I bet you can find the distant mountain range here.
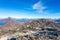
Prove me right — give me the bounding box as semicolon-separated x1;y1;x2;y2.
0;17;60;25
53;19;60;25
0;17;16;22
0;17;31;25
0;17;31;22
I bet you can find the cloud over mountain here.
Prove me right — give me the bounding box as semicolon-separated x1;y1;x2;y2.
33;0;46;13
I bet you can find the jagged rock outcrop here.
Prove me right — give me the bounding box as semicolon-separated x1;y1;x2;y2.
0;19;60;40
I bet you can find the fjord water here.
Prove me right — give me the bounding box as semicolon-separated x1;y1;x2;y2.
16;19;30;22
0;22;7;25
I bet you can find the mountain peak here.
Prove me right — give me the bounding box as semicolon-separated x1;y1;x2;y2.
0;17;16;22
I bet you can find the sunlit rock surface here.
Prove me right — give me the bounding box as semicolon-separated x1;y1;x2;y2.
0;19;60;40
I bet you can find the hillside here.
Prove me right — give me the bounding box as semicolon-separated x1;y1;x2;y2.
0;19;60;40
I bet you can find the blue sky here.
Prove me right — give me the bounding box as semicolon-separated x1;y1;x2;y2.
0;0;60;19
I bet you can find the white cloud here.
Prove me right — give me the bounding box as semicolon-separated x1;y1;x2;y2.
33;1;46;13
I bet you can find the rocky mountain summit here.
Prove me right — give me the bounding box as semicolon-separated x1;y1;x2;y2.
0;17;16;22
0;19;60;40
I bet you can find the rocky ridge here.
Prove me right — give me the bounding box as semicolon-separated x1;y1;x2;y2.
0;19;60;40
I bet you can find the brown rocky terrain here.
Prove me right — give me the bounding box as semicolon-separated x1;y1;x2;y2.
0;19;60;40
